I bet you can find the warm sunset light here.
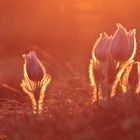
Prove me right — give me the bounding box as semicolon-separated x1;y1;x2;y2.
1;1;140;140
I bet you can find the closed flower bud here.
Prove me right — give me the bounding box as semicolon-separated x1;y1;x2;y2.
23;51;45;82
110;23;136;61
92;33;112;62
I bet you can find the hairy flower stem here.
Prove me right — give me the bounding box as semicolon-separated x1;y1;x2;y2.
89;59;97;102
111;60;133;97
33;82;40;114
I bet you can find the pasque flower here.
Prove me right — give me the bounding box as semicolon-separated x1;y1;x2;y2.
23;51;45;82
90;33;113;101
21;51;51;114
93;33;112;62
89;23;137;102
110;23;136;61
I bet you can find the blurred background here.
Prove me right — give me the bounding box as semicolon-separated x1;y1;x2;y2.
0;0;140;89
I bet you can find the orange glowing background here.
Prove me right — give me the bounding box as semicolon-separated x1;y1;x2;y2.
0;0;140;87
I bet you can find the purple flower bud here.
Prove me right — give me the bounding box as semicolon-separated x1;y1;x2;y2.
23;51;45;82
92;33;112;62
110;23;136;61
